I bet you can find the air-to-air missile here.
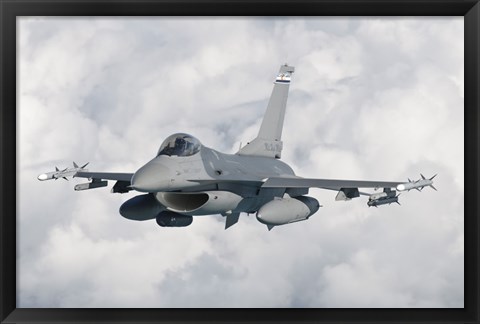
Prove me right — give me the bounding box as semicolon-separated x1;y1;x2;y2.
367;188;400;207
396;174;437;192
37;162;89;181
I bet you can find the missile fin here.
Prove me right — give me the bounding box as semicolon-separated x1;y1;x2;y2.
430;184;437;191
55;166;59;172
63;177;69;181
267;224;275;231
73;161;79;168
420;173;426;180
430;174;437;180
81;162;89;169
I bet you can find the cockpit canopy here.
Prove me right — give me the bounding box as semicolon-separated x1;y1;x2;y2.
157;133;202;157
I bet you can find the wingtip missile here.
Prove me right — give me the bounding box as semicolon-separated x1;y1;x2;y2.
37;162;90;181
396;174;437;192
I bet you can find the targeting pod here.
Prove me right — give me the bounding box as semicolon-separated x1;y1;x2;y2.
156;211;193;227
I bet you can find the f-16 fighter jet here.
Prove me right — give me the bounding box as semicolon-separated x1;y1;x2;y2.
38;64;436;230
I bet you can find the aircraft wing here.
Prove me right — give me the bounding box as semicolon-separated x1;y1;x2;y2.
73;171;134;193
37;161;135;193
262;176;402;190
75;171;134;182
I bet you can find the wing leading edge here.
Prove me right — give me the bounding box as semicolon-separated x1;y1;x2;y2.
75;171;134;182
262;177;402;190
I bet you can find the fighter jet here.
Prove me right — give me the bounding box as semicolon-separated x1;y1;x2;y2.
38;64;436;230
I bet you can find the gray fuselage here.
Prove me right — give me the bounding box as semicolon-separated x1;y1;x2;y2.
130;145;303;215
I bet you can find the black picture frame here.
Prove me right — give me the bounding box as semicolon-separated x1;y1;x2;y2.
1;1;478;323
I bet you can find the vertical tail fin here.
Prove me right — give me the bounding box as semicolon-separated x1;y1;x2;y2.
237;64;295;159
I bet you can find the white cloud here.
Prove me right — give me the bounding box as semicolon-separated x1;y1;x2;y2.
18;17;463;308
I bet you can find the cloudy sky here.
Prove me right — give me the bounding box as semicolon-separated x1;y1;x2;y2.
17;17;464;308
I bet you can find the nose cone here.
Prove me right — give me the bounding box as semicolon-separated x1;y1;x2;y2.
131;160;171;192
37;173;48;181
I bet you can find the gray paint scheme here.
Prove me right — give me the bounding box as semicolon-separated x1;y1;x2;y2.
39;64;434;230
76;171;134;182
237;65;294;159
262;177;402;190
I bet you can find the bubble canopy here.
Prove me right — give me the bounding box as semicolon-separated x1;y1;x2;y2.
157;133;202;157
